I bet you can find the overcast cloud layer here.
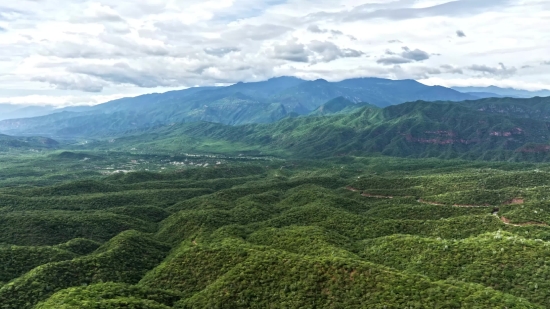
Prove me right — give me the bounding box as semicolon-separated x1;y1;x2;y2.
0;0;549;106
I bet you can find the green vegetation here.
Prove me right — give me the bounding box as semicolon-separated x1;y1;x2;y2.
309;96;378;116
0;152;550;308
4;95;550;307
0;244;76;283
0;134;58;152
35;283;181;309
78;97;550;162
0;230;170;309
362;232;550;306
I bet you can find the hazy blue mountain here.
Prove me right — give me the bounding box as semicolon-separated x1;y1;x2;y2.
333;78;477;106
221;76;306;98
272;78;476;112
0;104;21;114
0;104;57;121
464;92;509;99
453;86;550;98
0;77;476;138
59;105;96;113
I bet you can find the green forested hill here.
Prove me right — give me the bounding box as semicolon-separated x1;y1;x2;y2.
310;96;378;116
0;134;59;151
101;98;550;162
2;155;550;308
457;96;550;120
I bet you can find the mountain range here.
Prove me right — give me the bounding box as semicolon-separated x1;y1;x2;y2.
0;104;59;121
3;79;550;140
85;96;550;162
453;86;550;98
2;76;550;162
0;77;482;137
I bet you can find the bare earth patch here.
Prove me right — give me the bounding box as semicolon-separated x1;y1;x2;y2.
361;193;393;199
417;199;490;208
417;199;445;206
500;216;548;227
504;198;524;205
346;187;394;199
346;188;524;210
345;186;360;192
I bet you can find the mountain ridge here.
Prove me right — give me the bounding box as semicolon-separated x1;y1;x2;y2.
96;97;550;162
453;86;550;98
0;104;58;121
0;77;476;138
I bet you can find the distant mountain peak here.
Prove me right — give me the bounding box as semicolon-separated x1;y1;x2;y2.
267;76;304;81
313;78;329;83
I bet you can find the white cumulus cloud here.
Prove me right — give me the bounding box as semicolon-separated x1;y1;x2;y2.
0;0;548;106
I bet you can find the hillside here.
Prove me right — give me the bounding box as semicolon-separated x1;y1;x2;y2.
98;97;550;162
457;96;550;120
2;154;550;308
0;134;59;151
310;96;378;116
0;77;475;138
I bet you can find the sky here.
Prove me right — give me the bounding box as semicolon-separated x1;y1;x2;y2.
0;0;549;106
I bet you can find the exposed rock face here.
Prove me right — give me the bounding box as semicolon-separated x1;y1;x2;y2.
517;145;550;153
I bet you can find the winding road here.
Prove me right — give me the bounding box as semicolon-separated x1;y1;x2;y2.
346;187;547;227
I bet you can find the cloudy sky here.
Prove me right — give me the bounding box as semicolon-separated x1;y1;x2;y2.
0;0;549;106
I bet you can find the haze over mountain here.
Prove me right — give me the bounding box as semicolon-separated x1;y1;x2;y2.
0;104;59;121
0;77;477;138
453;86;550;98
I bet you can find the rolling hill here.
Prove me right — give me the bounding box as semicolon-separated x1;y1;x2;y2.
0;134;59;151
2;155;550;308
